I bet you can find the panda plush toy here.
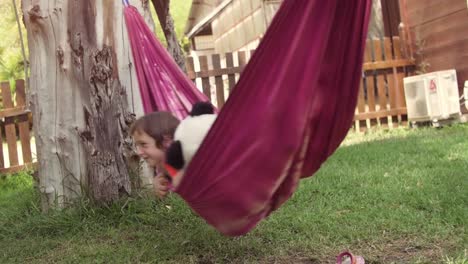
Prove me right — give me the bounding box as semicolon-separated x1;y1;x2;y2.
164;102;216;179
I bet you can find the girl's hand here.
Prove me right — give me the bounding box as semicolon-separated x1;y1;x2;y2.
153;173;170;198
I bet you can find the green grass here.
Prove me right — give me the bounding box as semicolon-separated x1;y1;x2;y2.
1;125;467;263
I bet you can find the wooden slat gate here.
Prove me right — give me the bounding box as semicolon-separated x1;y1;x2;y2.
0;80;36;174
355;37;414;131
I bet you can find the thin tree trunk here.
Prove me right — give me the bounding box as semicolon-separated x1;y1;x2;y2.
21;0;153;209
151;0;186;72
368;0;384;39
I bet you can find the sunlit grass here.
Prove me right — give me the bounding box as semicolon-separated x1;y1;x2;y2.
1;124;466;263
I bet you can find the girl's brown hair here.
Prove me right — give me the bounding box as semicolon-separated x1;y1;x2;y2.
130;112;180;147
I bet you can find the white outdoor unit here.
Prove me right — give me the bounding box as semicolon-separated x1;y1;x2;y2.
403;69;461;125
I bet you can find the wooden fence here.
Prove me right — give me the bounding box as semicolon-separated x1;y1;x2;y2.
186;51;249;109
186;37;415;131
0;80;35;174
0;37;414;174
355;36;414;131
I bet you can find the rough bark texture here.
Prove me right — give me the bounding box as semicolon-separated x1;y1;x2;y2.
21;0;154;209
368;0;384;39
151;0;186;72
82;46;136;203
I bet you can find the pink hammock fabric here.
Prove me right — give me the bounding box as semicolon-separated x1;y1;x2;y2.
175;0;372;236
125;0;371;236
124;5;211;119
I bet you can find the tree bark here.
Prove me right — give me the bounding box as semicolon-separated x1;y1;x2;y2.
368;0;384;39
21;0;154;208
151;0;186;72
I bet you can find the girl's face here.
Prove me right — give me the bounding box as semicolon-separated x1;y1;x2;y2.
133;131;171;169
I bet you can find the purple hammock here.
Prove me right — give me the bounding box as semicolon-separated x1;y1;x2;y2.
125;0;372;236
123;1;211;119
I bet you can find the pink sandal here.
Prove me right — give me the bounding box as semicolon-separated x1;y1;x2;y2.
336;251;365;264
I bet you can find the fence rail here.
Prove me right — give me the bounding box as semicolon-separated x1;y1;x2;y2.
185;37;415;131
0;80;36;174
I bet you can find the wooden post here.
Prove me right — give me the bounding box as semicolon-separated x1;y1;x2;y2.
374;39;389;127
185;57;196;82
1;82;19;166
225;53;237;93
199;56;211;99
15;80;33;164
212;54;225;108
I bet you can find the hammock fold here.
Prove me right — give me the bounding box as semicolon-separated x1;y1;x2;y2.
175;0;372;236
124;5;211;119
125;0;372;236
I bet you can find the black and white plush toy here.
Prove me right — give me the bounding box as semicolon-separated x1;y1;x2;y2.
165;102;216;175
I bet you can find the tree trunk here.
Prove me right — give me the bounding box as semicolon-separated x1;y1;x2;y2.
151;0;186;72
368;0;384;39
21;0;154;209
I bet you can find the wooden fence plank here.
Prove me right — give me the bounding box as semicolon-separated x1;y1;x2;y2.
361;39;373;129
356;78;366;131
16;80;32;163
225;52;237;93
249;49;256;59
212;54;225;108
374;39;390;127
394;36;408;122
364;39;373;62
384;39;398;127
387;69;397;110
376;73;388;125
384;38;394;61
199;56;211;99
367;76;377;110
185;57;195;81
238;51;247;67
397;71;407;108
366;74;377;125
387;38;399;111
362;59;414;71
1;82;19;166
15;80;26;107
237;51;247;82
1;82;14;108
392;36;402;59
373;39;384;61
17;114;32;163
357;78;366;113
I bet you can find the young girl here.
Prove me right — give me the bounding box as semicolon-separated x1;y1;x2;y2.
130;111;179;198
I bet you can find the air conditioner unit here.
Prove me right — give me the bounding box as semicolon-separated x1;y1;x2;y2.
403;69;461;125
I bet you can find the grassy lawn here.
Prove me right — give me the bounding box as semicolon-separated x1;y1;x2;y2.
0;125;467;263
